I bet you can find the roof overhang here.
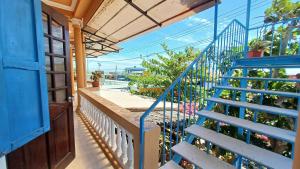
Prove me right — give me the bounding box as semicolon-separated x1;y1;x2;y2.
42;0;217;57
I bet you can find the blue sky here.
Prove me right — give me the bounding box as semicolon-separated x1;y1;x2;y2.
87;0;298;75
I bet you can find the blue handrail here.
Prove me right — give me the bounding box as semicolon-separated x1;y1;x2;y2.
139;19;247;169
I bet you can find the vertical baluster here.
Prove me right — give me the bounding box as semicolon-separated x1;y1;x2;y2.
99;111;103;132
214;40;220;86
182;76;187;139
116;125;122;157
270;24;275;57
95;110;99;130
203;53;207;106
207;50;212;92
98;112;102;134
105;116;110;142
169;89;174;159
111;120;117;151
217;35;223;85
121;128;128;163
198;57;203;108
279;21;285;55
211;44;216;89
107;118;112;146
126;134;134;169
194;63;199;120
102;114;106;138
188;68;193;126
162;98;167;165
176;81;181;144
91;106;95;126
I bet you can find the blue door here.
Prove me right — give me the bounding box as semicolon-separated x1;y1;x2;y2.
0;0;50;155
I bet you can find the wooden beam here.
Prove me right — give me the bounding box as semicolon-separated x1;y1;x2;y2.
73;0;104;26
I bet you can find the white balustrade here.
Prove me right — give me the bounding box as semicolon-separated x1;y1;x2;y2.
80;95;135;169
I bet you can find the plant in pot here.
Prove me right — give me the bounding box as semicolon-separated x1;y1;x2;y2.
248;39;270;58
90;71;101;87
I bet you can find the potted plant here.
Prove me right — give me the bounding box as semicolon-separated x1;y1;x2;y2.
90;71;101;87
248;39;270;58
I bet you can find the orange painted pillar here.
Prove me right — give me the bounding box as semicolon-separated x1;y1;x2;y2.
293;112;300;169
82;36;87;87
69;47;75;95
72;19;85;89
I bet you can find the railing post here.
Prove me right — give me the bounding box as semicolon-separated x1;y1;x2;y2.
293;111;300;169
140;125;160;169
213;0;218;41
243;0;251;57
238;0;251;136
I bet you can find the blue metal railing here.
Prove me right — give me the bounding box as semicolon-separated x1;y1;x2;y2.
139;20;246;168
248;17;300;57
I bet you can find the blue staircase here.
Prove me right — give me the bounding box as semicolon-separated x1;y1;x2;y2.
139;18;300;169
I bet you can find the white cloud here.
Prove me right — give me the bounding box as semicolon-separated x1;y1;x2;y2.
186;16;212;27
165;35;197;43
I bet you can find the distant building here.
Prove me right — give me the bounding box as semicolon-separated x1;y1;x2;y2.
288;73;300;79
125;67;145;76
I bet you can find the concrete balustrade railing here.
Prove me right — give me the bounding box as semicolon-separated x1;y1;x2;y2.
77;88;160;169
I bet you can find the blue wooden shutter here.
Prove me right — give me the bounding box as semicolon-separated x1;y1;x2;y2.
0;0;50;155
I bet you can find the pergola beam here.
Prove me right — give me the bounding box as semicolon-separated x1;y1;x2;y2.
124;0;161;26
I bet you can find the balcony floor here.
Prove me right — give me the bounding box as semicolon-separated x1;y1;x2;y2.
66;114;114;169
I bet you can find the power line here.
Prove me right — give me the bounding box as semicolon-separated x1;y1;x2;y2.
96;37;212;63
94;0;271;63
102;0;270;57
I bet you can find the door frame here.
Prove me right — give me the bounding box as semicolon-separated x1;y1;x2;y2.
42;4;75;169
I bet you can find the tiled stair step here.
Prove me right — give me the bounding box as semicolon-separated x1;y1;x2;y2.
197;110;296;143
159;161;183;169
232;65;300;69
172;141;235;169
214;86;300;98
221;76;300;83
206;97;298;118
186;125;293;169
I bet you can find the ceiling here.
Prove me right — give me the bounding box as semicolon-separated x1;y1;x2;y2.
43;0;216;57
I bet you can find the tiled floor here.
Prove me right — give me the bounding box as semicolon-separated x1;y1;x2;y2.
66;114;114;169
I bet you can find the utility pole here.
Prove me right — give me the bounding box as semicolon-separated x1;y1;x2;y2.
115;65;118;80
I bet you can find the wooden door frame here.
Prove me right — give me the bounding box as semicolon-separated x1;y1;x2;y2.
43;4;75;169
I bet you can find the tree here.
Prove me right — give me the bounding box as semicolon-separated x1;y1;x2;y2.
263;0;300;77
264;0;300;23
129;44;200;97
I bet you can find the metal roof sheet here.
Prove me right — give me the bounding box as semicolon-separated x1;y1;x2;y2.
83;0;216;57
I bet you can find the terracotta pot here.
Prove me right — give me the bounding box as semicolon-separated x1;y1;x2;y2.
92;81;100;87
248;50;263;58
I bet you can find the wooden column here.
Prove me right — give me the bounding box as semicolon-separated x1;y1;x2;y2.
293;112;300;169
69;47;75;96
72;18;85;89
82;36;87;87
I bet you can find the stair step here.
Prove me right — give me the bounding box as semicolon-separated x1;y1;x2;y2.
232;65;300;69
197;110;296;143
159;161;183;169
221;76;300;83
172;141;235;169
206;97;298;118
186;125;293;169
215;86;300;98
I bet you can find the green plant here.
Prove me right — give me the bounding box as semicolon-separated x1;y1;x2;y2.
90;71;101;82
249;39;271;51
129;44;201;99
